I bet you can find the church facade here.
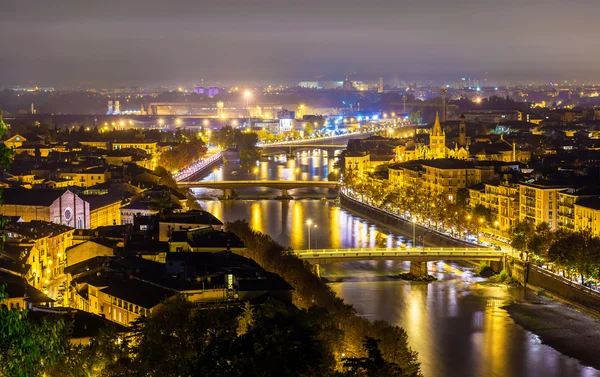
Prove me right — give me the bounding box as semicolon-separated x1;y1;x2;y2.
395;113;469;162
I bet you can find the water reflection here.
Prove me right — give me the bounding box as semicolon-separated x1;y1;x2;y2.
198;153;600;377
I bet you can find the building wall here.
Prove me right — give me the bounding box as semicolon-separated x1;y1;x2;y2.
574;204;600;237
66;242;114;267
159;222;223;242
90;202;122;229
57;171;107;188
0;205;51;222
50;191;91;229
519;185;565;230
345;154;370;177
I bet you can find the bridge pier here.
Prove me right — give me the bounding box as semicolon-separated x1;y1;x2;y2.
409;262;429;278
222;189;236;200
280;188;293;199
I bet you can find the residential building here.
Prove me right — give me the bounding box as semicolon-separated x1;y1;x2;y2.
389;159;497;201
5;220;74;287
469;181;519;237
519;181;568;230
345;153;370;177
573;198;600;237
57;166;109;188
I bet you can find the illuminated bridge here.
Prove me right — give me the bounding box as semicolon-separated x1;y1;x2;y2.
179;180;338;198
293;247;504;277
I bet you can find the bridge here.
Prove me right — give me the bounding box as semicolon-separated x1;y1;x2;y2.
259;132;373;156
179;180;338;198
293;247;504;277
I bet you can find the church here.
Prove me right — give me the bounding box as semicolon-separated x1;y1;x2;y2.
395;113;469;162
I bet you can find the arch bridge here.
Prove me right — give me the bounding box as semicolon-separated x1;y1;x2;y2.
179;180;338;198
293;247;504;278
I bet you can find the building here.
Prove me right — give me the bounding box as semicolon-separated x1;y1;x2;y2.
5;220;75;287
462;110;522;124
389;159;497;201
80;194;122;228
112;141;159;159
469;181;519;237
1;188;91;229
158;210;224;241
574;198;600;237
57;166;109;188
557;188;600;231
519;181;568;230
3;134;28;149
65;238;118;267
396;113;469;162
345;153;371;177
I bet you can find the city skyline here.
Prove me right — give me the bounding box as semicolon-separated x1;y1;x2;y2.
1;0;599;87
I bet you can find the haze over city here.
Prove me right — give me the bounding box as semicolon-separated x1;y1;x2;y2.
1;0;599;87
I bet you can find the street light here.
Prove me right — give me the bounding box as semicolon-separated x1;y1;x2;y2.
253;167;259;180
412;217;417;247
295;168;300;180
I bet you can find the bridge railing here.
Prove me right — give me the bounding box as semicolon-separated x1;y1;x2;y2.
257;131;370;147
293;247;501;259
174;151;223;182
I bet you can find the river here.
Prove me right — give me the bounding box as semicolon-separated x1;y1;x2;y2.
192;153;600;377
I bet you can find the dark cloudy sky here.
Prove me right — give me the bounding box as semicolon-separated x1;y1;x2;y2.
0;0;597;87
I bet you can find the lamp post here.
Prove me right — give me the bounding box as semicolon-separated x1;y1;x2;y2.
412;217;417;247
307;219;313;249
253;167;259;181
295;168;300;181
313;224;318;249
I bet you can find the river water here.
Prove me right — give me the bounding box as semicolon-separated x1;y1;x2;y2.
193;153;600;377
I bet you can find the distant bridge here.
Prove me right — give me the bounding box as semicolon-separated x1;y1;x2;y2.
293;247;503;277
259;132;374;155
179;180;338;198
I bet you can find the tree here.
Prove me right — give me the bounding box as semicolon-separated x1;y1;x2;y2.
528;222;554;263
343;337;414;377
0;288;69;377
456;188;469;208
510;219;535;259
236;302;254;336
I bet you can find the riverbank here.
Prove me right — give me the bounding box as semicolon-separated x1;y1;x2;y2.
504;289;600;370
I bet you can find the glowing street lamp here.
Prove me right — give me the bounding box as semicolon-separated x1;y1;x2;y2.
253;167;259;180
412;217;417;247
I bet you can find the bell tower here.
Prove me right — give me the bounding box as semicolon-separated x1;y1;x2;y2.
430;112;446;159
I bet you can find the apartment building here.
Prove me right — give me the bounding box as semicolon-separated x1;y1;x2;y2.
519;181;569;230
469;181;519;237
389;159;497;201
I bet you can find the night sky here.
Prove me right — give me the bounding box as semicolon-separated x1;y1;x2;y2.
1;0;597;86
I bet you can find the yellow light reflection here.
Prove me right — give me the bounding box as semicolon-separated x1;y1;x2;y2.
329;205;341;249
291;201;305;248
250;202;264;234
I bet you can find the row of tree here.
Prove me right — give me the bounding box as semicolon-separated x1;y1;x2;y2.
210;126;260;161
157;137;207;173
342;171;489;238
510;220;600;285
226;220;422;376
